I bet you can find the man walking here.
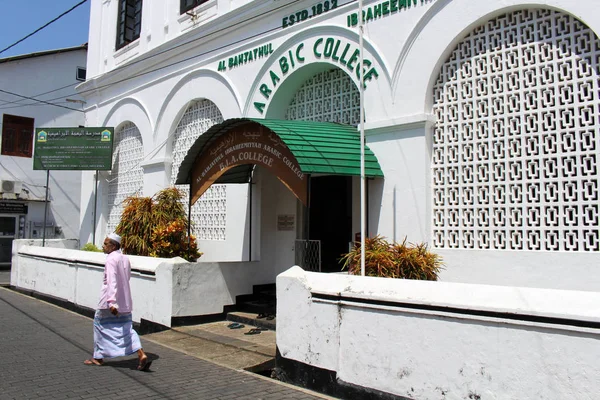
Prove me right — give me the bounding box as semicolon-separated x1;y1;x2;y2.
84;233;151;371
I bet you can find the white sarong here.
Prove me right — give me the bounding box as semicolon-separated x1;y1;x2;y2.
93;309;142;359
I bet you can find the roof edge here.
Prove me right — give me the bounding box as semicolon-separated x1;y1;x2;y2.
0;43;88;64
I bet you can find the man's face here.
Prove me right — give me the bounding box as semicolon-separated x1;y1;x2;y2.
102;238;115;254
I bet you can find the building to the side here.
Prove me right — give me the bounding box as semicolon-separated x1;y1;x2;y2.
79;0;600;291
0;45;88;266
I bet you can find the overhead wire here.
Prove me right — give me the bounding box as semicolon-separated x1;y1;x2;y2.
3;0;358;185
0;82;77;108
2;0;357;109
0;0;89;109
0;0;89;56
0;0;301;108
0;89;83;112
0;101;74;111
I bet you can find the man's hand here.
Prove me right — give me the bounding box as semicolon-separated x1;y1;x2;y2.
109;306;118;316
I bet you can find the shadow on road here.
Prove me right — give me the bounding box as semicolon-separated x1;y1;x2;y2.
101;352;160;371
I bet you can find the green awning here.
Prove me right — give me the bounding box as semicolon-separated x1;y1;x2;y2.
175;118;384;185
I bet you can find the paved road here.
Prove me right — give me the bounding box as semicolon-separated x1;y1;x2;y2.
0;288;327;400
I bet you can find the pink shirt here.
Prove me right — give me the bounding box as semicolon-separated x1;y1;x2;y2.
97;250;133;313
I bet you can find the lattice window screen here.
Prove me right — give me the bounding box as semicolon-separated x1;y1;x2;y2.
432;9;600;252
170;99;225;241
285;68;360;125
107;122;144;233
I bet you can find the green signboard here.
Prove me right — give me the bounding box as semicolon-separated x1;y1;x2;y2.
33;127;114;170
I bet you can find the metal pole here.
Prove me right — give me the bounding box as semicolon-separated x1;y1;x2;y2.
248;177;253;262
303;175;312;269
92;170;98;245
358;0;366;276
42;170;50;247
188;186;192;260
306;176;311;239
366;178;370;237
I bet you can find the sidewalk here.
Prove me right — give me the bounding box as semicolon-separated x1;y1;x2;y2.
147;317;276;372
0;270;10;286
0;287;334;400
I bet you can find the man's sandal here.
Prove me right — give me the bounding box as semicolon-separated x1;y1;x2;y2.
137;357;152;371
83;359;103;366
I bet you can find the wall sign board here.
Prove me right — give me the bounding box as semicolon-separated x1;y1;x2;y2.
277;214;295;231
33;127;114;170
0;202;28;214
190;122;307;205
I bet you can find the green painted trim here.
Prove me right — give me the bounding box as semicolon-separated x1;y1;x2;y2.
175;118;384;185
249;118;384;177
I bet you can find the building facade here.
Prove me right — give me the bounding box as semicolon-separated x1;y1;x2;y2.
79;0;600;290
0;45;87;265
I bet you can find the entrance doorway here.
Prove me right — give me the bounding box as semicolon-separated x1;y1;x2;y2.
0;216;17;266
309;176;352;273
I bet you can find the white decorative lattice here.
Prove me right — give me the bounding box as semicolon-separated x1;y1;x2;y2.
286;68;360;124
432;9;600;252
170;99;225;241
107;122;144;233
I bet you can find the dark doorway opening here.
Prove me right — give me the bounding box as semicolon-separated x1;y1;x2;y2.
0;216;16;267
309;176;352;273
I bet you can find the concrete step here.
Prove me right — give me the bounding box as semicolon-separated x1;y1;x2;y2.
236;299;276;315
227;311;276;331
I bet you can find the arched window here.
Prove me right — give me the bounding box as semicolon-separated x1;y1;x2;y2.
432;9;600;252
107;122;144;233
170;99;226;241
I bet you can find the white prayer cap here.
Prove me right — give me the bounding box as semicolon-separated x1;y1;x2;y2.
107;233;121;244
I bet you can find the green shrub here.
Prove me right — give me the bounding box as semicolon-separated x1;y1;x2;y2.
341;235;443;280
81;242;102;252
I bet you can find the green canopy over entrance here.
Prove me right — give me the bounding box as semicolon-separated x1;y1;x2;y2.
175;118;384;189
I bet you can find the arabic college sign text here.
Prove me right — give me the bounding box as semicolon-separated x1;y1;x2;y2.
191;122;307;205
33;127;114;170
252;36;380;114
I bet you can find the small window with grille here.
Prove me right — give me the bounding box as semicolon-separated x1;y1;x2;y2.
116;0;142;50
181;0;209;14
1;114;34;158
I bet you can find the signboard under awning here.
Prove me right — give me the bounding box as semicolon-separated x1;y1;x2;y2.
33;127;114;170
190;123;307;205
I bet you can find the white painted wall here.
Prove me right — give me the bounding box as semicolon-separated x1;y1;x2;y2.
12;244;175;326
79;0;600;287
0;48;87;241
277;267;600;400
11;241;291;326
196;184;251;262
259;168;298;278
171;261;261;317
437;249;600;292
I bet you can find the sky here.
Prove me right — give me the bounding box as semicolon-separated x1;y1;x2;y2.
0;0;91;59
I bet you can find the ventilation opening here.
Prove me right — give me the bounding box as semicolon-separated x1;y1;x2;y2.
76;67;86;81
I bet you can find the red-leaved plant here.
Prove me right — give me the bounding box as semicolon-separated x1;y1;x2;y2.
116;187;202;261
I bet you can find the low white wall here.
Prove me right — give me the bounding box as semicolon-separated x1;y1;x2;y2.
13;239;80;249
11;241;278;327
277;267;600;400
10;239;79;285
171;261;265;317
12;244;176;326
